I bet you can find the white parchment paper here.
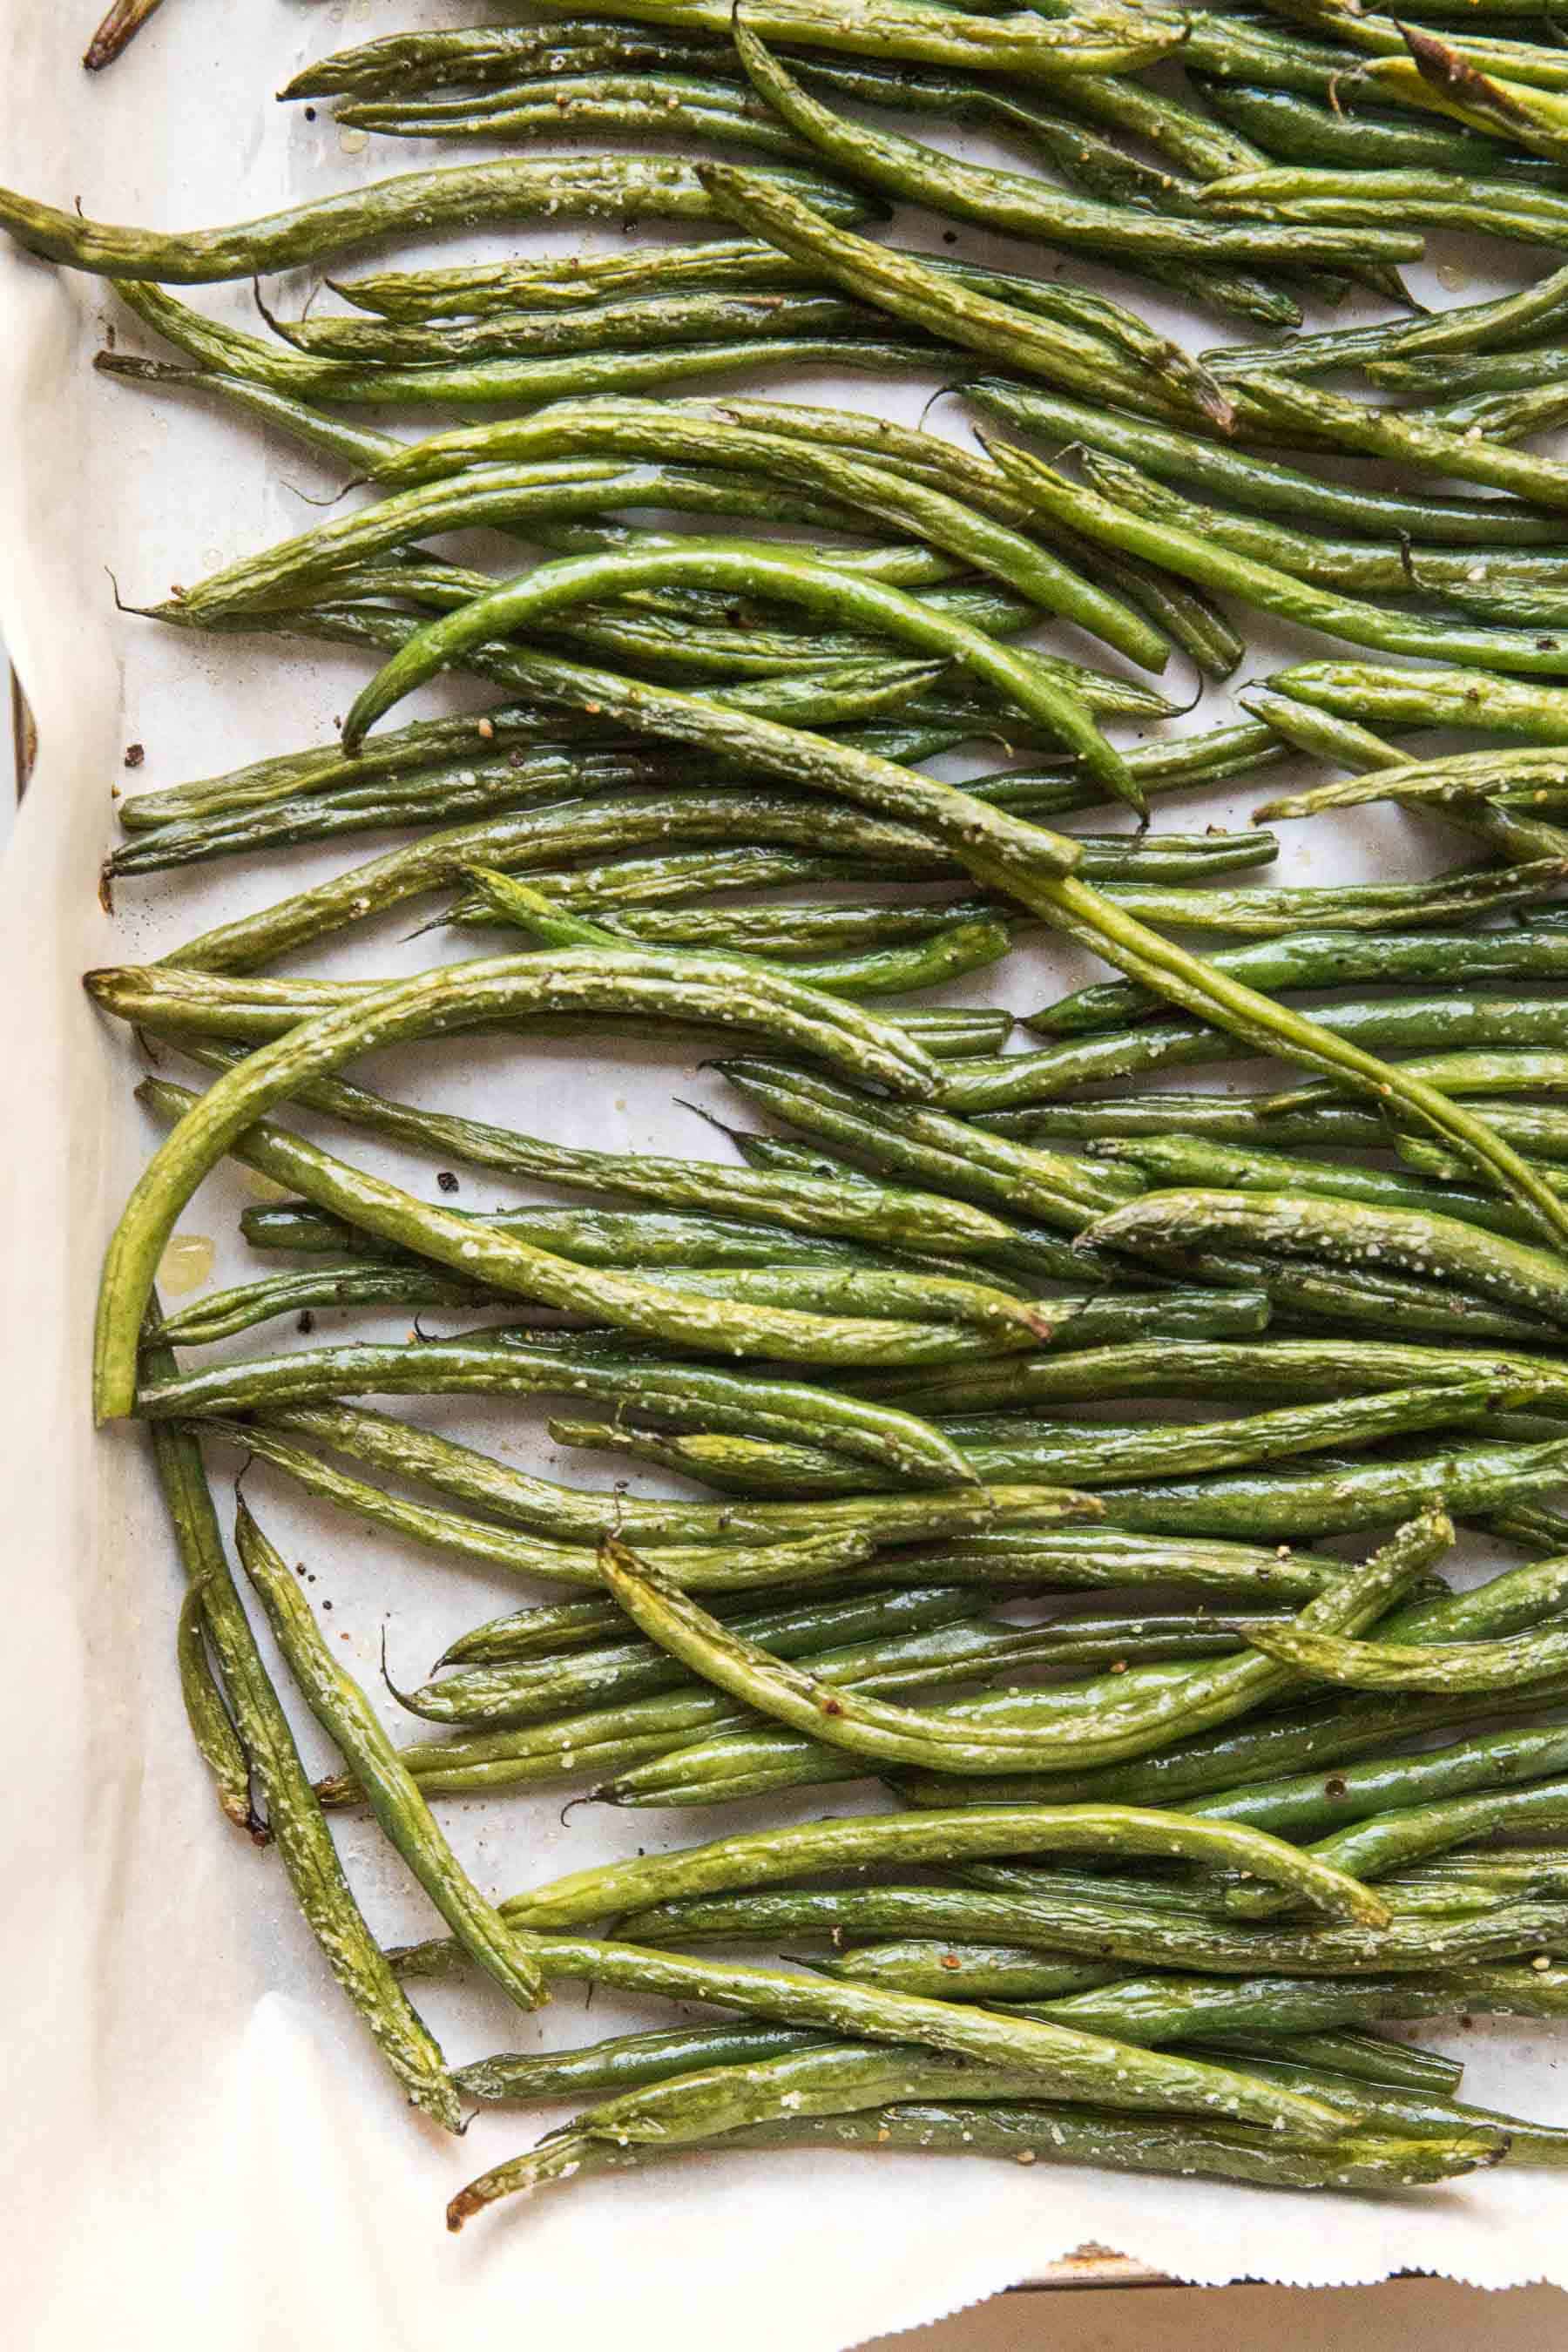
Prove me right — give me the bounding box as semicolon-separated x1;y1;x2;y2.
3;6;1568;2344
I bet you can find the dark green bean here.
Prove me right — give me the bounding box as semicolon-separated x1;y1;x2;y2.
283;24;738;104
700;115;1234;429
568;1374;1539;1496
251;1400;1089;1555
1032;927;1568;1038
455;2024;828;2105
969;378;1568;547
716;1059;1132;1232
173;1583;253;1838
686;30;1424;267
1085;1138;1563;1247
235;1501;546;2010
1085;1186;1568;1334
856;1335;1555;1416
450;2101;1502;2214
1084;452;1568;613
796;1889;1565;1979
337;543;1139;802
333;76;821;164
0;157;877;282
593;1517;1440;1775
939;994;1568;1112
983;430;1568;677
142;1325;462;2126
163;1039;1040;1268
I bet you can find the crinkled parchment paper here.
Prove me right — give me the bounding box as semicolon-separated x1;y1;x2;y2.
3;7;1566;2345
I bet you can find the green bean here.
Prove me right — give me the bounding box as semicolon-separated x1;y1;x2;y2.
233;1500;546;2011
1095;1435;1568;1542
251;1400;1085;1558
282;24;739;103
861;1335;1555;1420
857;1291;1277;1390
1256;744;1568;824
1086;1186;1568;1335
166;1041;1040;1269
107;943;936;1094
436;1581;977;1680
1032;927;1568;1038
1365;30;1568;164
700;132;1233;429
716;1060;1132;1232
331;242;817;318
111;754;693;873
1005;1092;1555;1153
0;158;877;283
969;378;1568;547
142;1326;462;2126
444;1593;748;1668
1085;1138;1562;1247
803;1888;1565;1978
940;993;1568;1112
1212;2054;1568;2166
1234;1769;1568;1919
1096;862;1568;938
575;1374;1541;1497
984;429;1568;678
455;2025;831;2105
119;704;586;833
520;2038;1355;2173
1193;75;1537;176
173;1583;254;1838
235;1197;928;1274
338;545;1138;804
907;1680;1568;1828
458;2101;1502;2213
123;283;936;407
154;1261;507;1344
592;1517;1440;1775
494;1785;1389;1930
189;1416;908;1596
334;77;822;163
272;284;881;363
91;985;1046;1428
145;1316;1042;1496
461;868;1019;1000
168;468;872;625
1085;454;1568;616
1244;1612;1568;1694
406;1586;989;1726
1242;356;1568;511
678;30;1424;267
1203;2033;1463;2095
104;936;940;1110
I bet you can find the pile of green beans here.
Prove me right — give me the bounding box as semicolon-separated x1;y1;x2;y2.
45;0;1568;2242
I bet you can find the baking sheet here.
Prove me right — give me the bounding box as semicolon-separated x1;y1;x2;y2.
3;5;1567;2344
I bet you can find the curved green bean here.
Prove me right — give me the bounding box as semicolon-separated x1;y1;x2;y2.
0;157;876;282
338;543;1137;802
143;1327;461;2126
1085;1186;1568;1335
235;1501;545;2011
591;1517;1441;1774
969;378;1568;548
